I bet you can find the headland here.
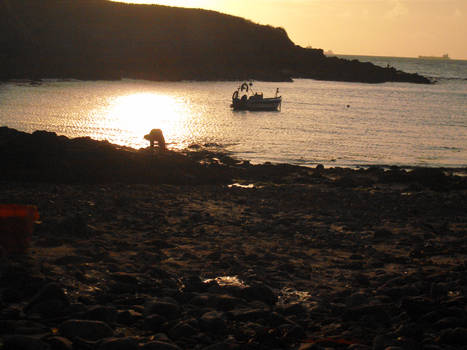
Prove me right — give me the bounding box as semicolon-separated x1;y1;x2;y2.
0;0;430;84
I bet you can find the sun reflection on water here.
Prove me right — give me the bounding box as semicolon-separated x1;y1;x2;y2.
99;92;191;148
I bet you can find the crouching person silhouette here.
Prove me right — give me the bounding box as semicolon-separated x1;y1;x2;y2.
144;129;166;151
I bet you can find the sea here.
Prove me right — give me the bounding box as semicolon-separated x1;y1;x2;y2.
1;55;466;168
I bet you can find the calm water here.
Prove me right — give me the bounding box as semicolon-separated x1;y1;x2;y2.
1;56;466;168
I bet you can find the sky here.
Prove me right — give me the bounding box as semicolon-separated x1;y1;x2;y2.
111;0;467;60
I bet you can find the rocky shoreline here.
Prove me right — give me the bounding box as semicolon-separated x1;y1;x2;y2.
1;129;466;349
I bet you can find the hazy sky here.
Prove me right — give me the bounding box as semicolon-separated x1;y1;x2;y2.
112;0;467;59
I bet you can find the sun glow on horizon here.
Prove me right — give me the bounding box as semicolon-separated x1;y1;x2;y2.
109;0;210;8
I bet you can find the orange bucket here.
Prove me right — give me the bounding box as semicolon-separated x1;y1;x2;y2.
0;204;39;254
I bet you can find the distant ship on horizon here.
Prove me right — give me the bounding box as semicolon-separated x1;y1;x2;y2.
418;54;450;60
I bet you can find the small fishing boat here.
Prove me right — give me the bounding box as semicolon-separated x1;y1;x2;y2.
231;82;282;111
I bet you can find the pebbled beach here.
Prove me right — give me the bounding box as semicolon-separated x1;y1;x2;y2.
1;128;466;350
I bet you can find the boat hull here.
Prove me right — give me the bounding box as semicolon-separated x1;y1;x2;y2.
231;97;282;111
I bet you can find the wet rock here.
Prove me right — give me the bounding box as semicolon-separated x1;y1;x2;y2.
238;283;277;305
142;340;183;350
278;302;308;317
343;305;390;325
189;293;245;311
346;292;370;307
432;317;464;330
81;305;117;323
116;309;143;325
98;337;139;350
439;327;467;346
144;300;181;320
168;320;199;339
44;336;73;350
399;297;435;320
372;334;399;350
59;319;114;341
199;310;227;334
280;323;305;342
24;282;70;318
3;335;49;350
144;314;167;332
230;308;271;322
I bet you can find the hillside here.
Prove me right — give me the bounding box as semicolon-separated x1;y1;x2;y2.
0;0;430;83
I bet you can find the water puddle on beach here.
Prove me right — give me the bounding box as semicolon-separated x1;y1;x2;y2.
203;275;248;288
228;183;257;189
278;287;312;305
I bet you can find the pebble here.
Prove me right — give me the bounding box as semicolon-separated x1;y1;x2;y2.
58;319;114;341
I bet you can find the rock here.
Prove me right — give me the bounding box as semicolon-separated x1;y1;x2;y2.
3;335;49;350
142;340;182;350
189;293;245;311
432;317;463;330
439;327;467;346
343;305;390;325
399;297;435;320
116;309;143;325
144;300;181;320
44;336;73;350
346;292;370;307
144;314;167;332
98;337;139;350
24;282;69;316
230;308;271;322
168;320;199;340
24;298;69;318
59;319;114;341
278;302;308;317
372;335;399;350
199;311;227;334
238;283;277;305
81;305;117;323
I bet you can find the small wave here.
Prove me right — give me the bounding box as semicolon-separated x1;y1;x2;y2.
429;76;467;82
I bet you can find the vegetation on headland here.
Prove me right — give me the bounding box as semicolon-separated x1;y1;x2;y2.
0;0;430;84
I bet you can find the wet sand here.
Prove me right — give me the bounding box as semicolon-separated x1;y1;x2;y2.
1;129;466;349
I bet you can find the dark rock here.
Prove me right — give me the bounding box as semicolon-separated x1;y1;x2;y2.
278;302;308;316
343;305;390;325
144;314;167;332
81;305;117;323
24;282;70;318
439;327;467;346
25;299;70;319
58;319;114;341
238;283;277;305
189;293;246;311
372;334;399;350
142;340;183;350
24;282;68;310
3;335;49;350
144;300;181;320
199;311;227;334
230;308;271;322
280;324;305;342
399;297;436;320
44;336;73;350
116;309;143;325
432;317;464;330
98;337;139;350
168;321;199;339
346;292;370;307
